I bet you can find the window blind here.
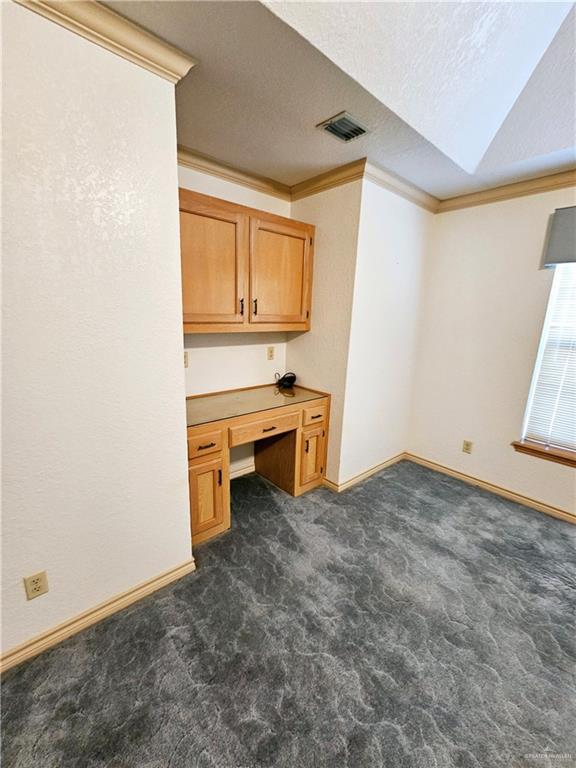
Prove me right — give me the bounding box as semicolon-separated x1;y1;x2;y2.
543;206;576;267
522;264;576;451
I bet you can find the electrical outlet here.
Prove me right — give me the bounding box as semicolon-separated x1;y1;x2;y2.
267;346;275;361
24;571;49;600
462;440;473;454
184;351;189;368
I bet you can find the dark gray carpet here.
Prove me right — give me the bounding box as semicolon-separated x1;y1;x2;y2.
2;461;575;768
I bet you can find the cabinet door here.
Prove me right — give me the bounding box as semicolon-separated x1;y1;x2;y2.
250;217;312;324
300;426;325;485
180;193;248;324
189;457;224;539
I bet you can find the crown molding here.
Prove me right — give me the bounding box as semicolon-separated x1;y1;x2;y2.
176;146;576;212
177;146;291;201
364;162;440;213
13;0;197;84
437;169;576;213
290;159;367;201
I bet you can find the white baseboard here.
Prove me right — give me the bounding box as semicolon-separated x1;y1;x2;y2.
323;453;405;492
0;559;196;674
324;450;574;524
4;451;572;673
403;453;575;524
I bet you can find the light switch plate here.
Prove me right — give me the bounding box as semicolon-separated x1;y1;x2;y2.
462;440;473;454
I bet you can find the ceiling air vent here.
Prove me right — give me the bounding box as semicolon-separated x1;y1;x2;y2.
317;111;368;143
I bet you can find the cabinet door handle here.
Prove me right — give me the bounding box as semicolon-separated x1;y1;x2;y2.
240;298;244;316
262;426;276;433
305;439;309;453
198;442;216;450
311;414;322;420
218;469;222;486
253;298;258;316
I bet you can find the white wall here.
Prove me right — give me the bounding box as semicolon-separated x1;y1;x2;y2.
287;182;364;482
410;188;576;513
178;166;290;217
184;334;287;396
339;179;433;482
179;165;292;476
2;4;191;652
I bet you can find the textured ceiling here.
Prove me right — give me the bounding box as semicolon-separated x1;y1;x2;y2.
264;2;573;173
106;1;576;199
479;8;576;173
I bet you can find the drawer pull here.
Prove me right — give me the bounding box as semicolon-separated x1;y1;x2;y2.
311;414;322;420
240;298;244;316
198;442;216;450
262;426;276;433
253;298;258;316
305;439;310;453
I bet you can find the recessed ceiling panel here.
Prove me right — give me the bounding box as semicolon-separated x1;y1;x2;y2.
264;1;573;172
479;7;576;172
106;1;575;198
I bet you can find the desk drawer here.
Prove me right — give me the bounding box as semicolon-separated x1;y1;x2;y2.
229;412;300;447
188;430;222;460
303;403;327;426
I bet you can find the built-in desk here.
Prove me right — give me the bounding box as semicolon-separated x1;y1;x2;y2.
186;384;331;544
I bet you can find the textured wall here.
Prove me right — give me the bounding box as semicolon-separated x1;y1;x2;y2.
339;179;432;482
184;334;287;398
287;182;363;483
410;188;576;513
2;4;191;652
178;166;290;217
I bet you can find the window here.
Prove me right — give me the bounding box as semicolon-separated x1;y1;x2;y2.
513;264;576;466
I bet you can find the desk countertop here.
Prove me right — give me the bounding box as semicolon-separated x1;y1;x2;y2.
186;384;325;428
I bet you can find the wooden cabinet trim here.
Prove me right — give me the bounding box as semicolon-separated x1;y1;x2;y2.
179;188;314;232
303;404;327;426
299;425;325;485
187;396;330;437
186;383;329;402
179;194;249;326
249;216;312;325
187;430;223;460
188;456;224;536
229;412;301;448
184;321;309;333
179;189;314;333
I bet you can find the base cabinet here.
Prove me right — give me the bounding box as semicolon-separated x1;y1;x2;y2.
300;426;325;486
187;387;330;545
189;456;227;545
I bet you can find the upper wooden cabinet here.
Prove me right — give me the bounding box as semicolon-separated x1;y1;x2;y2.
179;189;314;333
250;218;312;325
180;197;248;325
